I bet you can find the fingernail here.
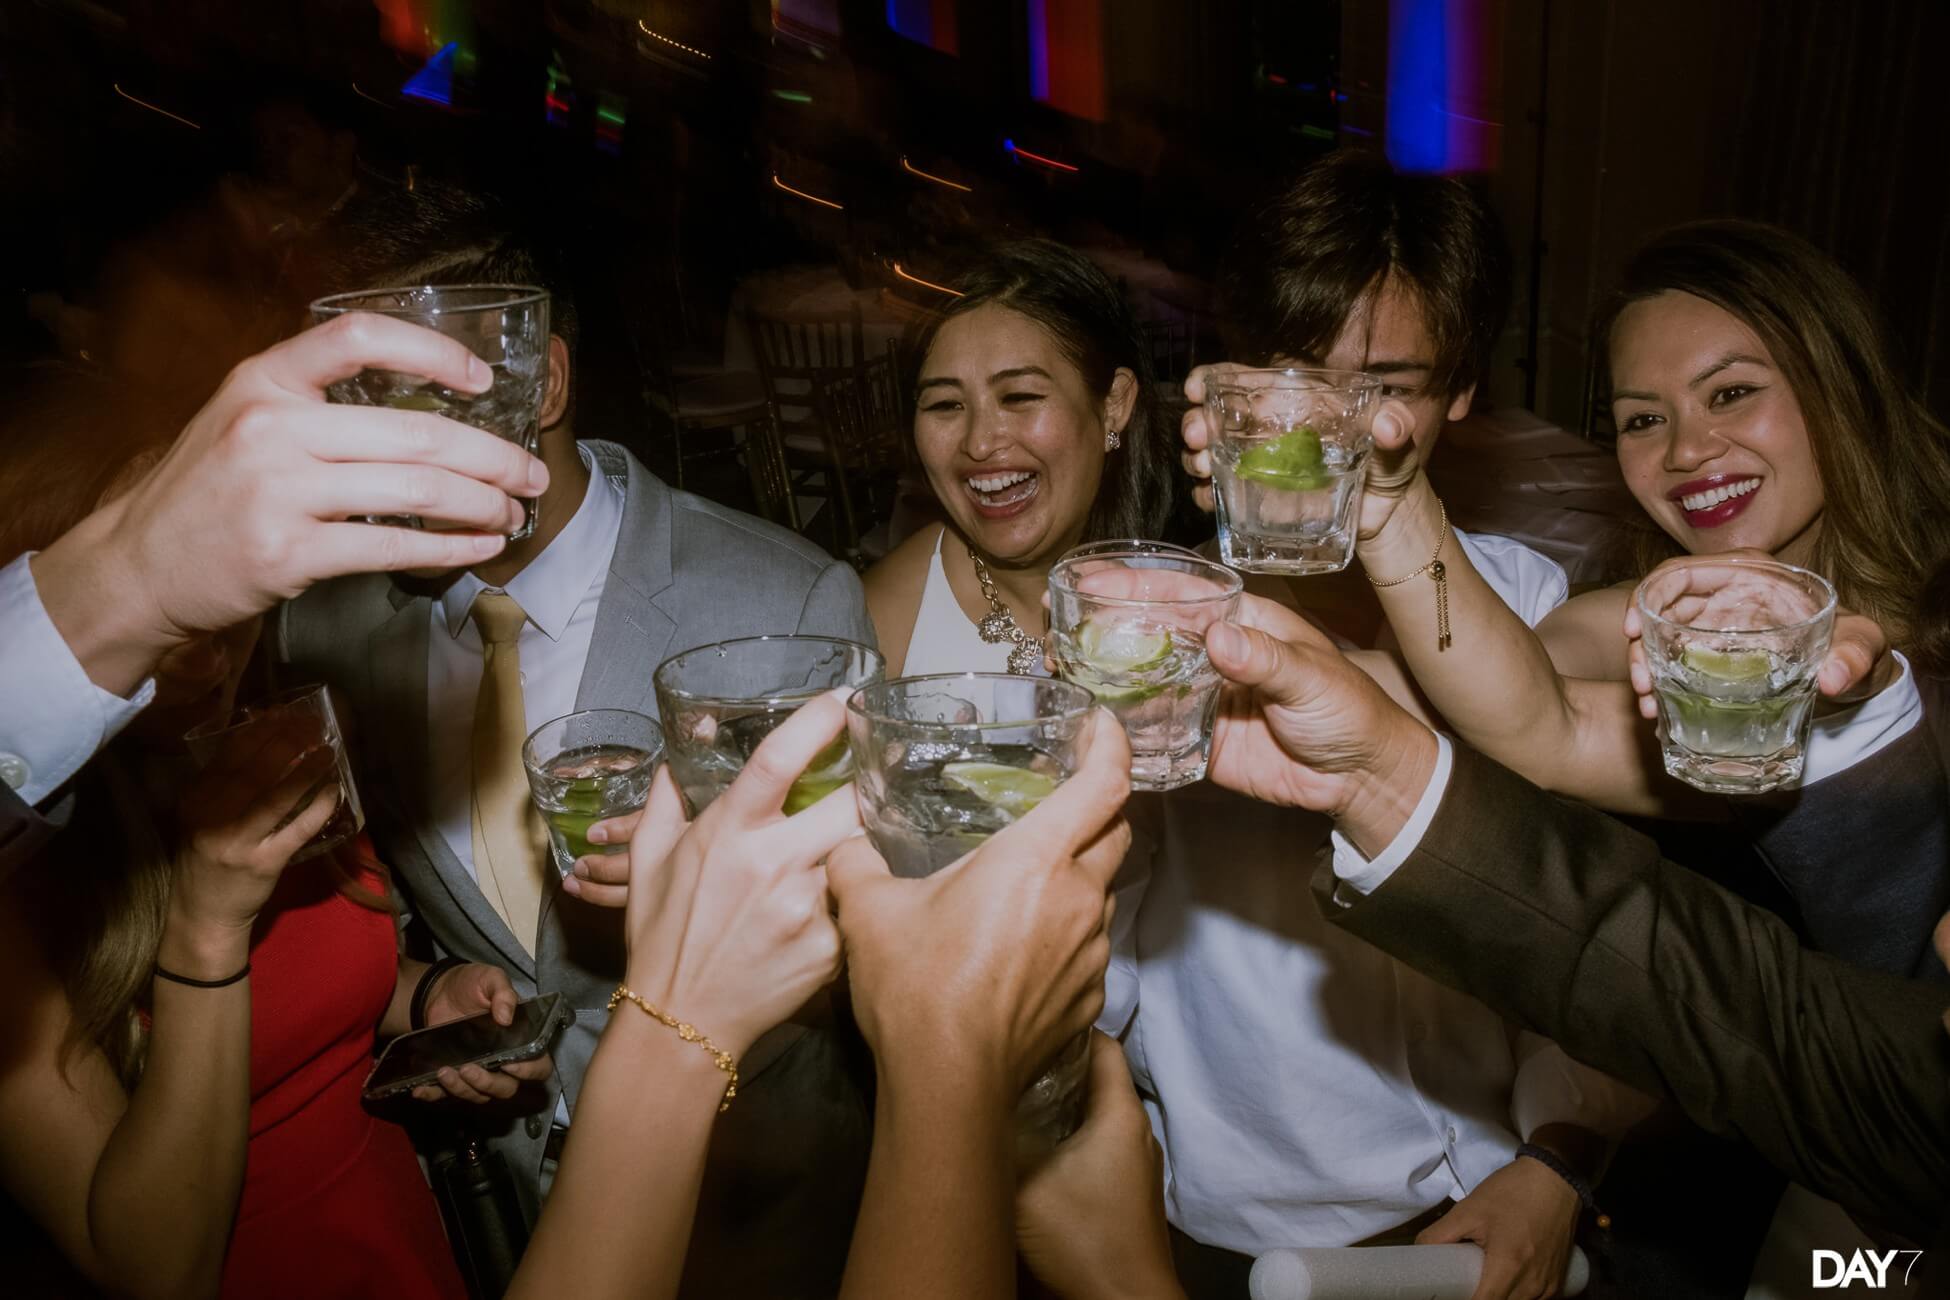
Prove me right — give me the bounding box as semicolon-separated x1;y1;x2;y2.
528;458;550;493
573;860;591;879
586;824;607;845
561;873;580;894
469;355;492;388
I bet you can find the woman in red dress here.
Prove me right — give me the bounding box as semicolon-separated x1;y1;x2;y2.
0;443;543;1297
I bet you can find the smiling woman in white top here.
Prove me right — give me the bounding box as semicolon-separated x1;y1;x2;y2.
864;239;1178;677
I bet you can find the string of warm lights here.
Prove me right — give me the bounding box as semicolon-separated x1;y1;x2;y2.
636;21;711;61
772;173;844;211
892;263;962;296
112;83;201;130
900;155;973;193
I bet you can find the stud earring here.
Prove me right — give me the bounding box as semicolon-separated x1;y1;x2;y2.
1105;426;1123;451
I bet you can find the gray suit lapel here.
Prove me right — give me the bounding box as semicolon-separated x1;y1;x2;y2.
572;441;679;720
369;589;536;978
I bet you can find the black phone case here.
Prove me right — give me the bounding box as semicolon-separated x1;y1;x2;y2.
361;992;572;1102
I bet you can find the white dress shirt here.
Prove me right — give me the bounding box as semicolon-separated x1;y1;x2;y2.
0;554;156;805
425;446;625;882
1115;532;1652;1253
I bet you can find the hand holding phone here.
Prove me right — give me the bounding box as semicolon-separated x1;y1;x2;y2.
364;992;571;1104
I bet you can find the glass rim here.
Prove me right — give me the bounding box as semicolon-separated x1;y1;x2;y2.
846;672;1097;729
309;283;550;316
1204;366;1383;394
1048;549;1244;606
1061;537;1202;558
653;635;885;709
520;707;664;772
1633;557;1839;636
182;681;331;742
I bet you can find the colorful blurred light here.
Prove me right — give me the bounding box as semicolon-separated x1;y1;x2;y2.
112;84;201;130
1003;139;1078;172
892;263;962;295
402;41;457;107
1385;0;1498;173
886;0;958;54
1026;0;1106;121
900;155;973;192
772;173;844;210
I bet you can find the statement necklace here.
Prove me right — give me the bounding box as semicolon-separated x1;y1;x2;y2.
969;549;1046;675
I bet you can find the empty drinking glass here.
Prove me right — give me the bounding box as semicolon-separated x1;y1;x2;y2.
655;637;885;816
183;684;365;863
1049;546;1242;790
1635;558;1838;794
310;284;550;539
1205;368;1381;574
522;710;664;879
846;673;1096;1162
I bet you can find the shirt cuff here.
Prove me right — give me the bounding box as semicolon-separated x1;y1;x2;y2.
1802;651;1922;785
0;554;155;805
1329;733;1454;896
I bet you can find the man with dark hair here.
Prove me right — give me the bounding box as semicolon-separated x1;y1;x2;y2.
277;181;875;1297
1126;152;1647;1299
1184;150;1565;647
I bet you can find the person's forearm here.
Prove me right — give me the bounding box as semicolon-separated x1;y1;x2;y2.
85;918;251;1297
380;957;435;1039
510;1011;724;1300
841;1059;1017;1300
1361;486;1593;774
29;504;176;699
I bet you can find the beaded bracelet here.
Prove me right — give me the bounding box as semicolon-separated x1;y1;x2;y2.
609;985;739;1112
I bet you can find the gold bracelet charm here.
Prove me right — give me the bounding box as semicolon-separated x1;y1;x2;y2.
1367;499;1453;651
608;985;739;1112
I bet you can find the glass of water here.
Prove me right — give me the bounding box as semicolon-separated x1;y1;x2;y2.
1048;546;1242;790
1205;368;1381;574
184;684;366;863
309;284;550;540
845;673;1096;1163
1635;558;1837;794
521;710;664;879
655;637;885;816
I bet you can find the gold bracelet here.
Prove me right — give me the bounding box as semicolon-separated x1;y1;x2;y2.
608;985;739;1112
1366;499;1452;651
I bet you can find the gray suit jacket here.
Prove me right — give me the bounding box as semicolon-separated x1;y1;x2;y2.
278;440;876;1295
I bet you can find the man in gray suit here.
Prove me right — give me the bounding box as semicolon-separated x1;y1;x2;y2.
277;194;875;1296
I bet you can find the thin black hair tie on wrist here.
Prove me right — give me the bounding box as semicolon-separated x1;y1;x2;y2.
1516;1141;1612;1230
410;956;469;1031
154;963;251;989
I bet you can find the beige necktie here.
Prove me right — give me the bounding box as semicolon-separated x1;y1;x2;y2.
470;591;546;953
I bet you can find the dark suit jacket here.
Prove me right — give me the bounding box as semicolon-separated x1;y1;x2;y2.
1315;743;1950;1246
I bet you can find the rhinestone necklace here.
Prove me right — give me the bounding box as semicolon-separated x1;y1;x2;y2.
969;548;1046;675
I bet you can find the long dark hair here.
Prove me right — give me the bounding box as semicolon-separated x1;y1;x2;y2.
1598;220;1950;674
910;239;1176;542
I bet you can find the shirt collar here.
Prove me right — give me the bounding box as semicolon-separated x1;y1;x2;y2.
438;443;625;642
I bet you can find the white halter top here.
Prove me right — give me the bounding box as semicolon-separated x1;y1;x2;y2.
901;530;1020;676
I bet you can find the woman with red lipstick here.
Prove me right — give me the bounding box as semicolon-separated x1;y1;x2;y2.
0;409;538;1298
1351;219;1950;969
864;240;1178;676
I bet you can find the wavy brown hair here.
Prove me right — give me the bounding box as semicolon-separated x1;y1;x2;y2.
1599;221;1950;674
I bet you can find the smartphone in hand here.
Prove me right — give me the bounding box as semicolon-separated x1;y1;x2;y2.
363;991;571;1103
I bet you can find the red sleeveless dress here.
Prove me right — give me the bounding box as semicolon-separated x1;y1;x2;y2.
218;839;465;1300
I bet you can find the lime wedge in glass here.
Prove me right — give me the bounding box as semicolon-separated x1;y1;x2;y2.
940;761;1059;817
1681;646;1773;683
386;390;449;412
1234;425;1327;490
1079;619;1173;673
784;734;854;814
